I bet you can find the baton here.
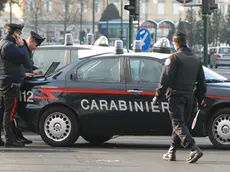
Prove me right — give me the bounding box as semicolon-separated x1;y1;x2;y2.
191;109;200;130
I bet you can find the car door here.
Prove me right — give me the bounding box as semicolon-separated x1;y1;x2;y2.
66;56;127;136
124;56;172;135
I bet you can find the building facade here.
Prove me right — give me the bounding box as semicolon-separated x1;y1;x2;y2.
0;0;229;43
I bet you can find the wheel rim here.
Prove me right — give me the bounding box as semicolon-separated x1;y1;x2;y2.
212;114;230;145
44;112;72;142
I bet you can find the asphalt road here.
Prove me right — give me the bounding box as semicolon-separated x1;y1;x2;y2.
0;66;229;172
0;134;229;172
211;66;230;78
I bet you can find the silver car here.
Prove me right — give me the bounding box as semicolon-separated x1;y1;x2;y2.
210;46;230;68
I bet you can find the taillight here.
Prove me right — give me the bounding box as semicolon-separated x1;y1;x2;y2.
216;54;220;58
208;52;210;56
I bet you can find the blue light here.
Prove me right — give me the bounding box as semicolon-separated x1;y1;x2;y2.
64;33;73;45
87;33;94;45
133;40;142;52
114;40;123;54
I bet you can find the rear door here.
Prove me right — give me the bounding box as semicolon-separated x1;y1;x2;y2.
66;55;127;136
124;55;172;135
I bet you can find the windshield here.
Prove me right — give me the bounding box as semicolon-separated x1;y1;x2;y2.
203;66;227;80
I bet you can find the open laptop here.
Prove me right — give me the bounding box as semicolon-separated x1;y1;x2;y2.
33;62;60;78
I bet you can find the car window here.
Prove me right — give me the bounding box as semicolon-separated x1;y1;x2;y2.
209;48;216;53
33;48;69;72
76;57;121;83
219;47;230;54
130;58;163;83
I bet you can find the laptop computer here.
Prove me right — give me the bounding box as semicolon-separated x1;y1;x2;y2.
33;62;60;78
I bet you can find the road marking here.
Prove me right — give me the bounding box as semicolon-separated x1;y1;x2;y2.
96;159;120;163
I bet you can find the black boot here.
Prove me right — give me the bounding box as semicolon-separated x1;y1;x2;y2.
4;121;24;148
14;124;32;144
163;145;176;161
0;126;4;146
0;138;4;146
186;144;203;163
16;132;33;144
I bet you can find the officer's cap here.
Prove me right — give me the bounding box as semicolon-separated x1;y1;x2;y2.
30;31;45;46
174;31;186;37
4;23;24;32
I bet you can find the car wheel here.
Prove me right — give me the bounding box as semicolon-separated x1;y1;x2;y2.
82;135;113;145
208;108;230;149
215;64;218;68
39;106;80;147
210;64;213;68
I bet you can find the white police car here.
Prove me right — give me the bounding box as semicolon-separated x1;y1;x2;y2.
33;33;132;72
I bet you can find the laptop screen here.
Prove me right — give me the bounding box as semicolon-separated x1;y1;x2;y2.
44;62;60;76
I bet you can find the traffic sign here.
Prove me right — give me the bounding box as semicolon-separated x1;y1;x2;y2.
136;28;151;52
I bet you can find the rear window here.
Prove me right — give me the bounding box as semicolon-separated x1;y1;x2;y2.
209;48;216;53
219;47;230;54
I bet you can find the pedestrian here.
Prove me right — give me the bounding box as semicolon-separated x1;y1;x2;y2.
152;32;207;163
13;31;46;144
0;23;31;147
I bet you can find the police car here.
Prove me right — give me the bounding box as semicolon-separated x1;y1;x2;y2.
18;38;230;149
33;33;132;72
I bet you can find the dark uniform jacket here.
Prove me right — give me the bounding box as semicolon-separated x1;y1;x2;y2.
156;46;207;102
0;35;30;83
18;39;38;78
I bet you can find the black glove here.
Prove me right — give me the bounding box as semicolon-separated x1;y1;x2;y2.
152;96;162;105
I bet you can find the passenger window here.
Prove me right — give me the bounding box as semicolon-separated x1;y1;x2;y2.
130;58;162;83
76;58;121;83
33;49;68;72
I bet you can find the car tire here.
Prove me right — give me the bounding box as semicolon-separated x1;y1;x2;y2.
82;135;113;145
215;64;218;68
208;108;230;149
210;64;213;68
39;106;80;147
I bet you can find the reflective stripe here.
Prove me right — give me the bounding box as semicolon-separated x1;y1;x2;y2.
10;96;18;121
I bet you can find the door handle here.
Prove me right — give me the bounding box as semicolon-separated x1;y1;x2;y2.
127;89;143;93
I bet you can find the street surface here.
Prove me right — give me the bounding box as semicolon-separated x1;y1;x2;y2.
0;134;229;172
0;66;229;172
212;66;230;78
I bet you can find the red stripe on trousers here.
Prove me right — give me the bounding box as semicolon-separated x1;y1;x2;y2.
10;96;18;120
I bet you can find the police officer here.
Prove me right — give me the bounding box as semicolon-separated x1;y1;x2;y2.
0;23;31;147
13;31;46;144
152;32;207;163
20;31;45;76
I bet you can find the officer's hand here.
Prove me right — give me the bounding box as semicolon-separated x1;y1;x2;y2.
33;69;43;75
24;73;34;78
152;96;161;105
16;35;24;46
198;99;205;109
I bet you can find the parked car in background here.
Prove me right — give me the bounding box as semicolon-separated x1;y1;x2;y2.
210;46;230;68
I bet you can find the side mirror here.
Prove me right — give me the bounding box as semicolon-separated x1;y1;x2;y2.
70;73;77;81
